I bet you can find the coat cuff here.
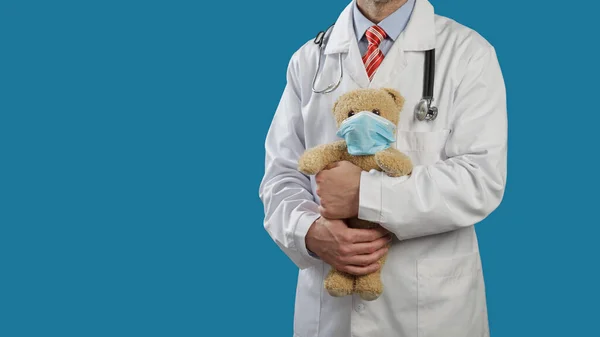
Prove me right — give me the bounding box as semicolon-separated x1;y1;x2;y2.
294;211;322;268
358;170;383;223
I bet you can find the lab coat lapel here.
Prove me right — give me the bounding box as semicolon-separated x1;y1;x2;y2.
400;0;436;52
344;37;370;88
325;1;370;88
370;0;436;86
369;42;407;86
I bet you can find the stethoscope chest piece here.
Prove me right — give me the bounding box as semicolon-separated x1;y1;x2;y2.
415;99;438;121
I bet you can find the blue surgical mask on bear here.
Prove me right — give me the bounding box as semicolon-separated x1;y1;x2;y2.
336;111;397;156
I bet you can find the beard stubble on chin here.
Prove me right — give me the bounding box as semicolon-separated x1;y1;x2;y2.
358;0;408;22
360;0;408;9
369;0;397;4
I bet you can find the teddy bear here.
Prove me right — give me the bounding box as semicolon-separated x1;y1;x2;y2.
298;87;413;301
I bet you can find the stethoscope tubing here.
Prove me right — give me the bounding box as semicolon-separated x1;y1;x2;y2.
311;24;437;121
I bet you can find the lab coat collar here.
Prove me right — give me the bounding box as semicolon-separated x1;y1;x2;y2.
400;0;436;51
324;0;436;55
324;1;355;55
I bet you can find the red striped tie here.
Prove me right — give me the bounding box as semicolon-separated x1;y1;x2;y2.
362;25;387;81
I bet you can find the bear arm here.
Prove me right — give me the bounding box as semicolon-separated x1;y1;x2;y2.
298;140;348;175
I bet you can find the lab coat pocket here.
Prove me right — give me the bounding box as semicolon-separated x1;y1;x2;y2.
417;252;486;337
394;129;451;166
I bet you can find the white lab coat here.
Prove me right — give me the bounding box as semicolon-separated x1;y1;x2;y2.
259;0;507;336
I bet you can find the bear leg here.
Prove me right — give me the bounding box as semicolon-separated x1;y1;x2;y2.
324;268;355;297
354;248;389;301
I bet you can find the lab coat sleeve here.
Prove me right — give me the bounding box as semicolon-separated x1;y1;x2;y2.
258;54;322;269
358;46;507;240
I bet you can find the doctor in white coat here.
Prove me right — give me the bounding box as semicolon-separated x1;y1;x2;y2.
259;0;507;336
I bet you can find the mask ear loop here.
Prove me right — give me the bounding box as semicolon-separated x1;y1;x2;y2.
372;119;397;144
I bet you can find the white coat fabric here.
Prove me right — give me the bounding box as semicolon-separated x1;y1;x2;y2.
258;0;507;336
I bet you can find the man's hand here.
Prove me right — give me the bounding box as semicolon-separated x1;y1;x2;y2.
305;217;391;276
316;161;362;219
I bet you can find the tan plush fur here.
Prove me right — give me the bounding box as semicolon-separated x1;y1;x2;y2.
298;88;413;301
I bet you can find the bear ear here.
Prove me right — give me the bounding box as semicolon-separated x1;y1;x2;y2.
382;88;405;109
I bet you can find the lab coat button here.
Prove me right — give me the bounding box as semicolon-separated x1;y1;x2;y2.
355;303;365;312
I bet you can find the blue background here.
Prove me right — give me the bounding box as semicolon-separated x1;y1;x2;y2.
1;0;599;336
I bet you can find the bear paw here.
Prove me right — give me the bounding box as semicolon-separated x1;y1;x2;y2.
298;153;325;176
375;150;412;177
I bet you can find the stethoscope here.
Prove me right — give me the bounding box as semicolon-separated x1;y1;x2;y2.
312;25;438;122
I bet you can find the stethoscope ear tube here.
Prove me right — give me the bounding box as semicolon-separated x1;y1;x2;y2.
312;24;342;94
415;49;437;121
423;49;435;100
314;30;326;46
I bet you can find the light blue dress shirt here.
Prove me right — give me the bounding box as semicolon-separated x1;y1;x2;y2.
352;0;416;57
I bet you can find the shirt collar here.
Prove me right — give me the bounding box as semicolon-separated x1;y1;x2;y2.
352;0;416;42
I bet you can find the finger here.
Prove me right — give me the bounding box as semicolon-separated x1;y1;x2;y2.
319;206;341;219
328;161;341;168
340;262;381;276
350;235;392;255
343;246;388;266
315;171;324;183
323;162;337;170
330;161;354;172
347;226;390;243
